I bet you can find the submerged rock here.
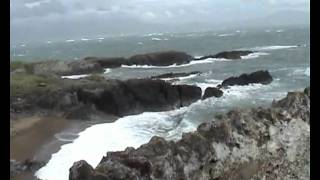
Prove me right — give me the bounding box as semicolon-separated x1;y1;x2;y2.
70;87;310;180
219;70;273;88
202;87;223;100
196;50;254;60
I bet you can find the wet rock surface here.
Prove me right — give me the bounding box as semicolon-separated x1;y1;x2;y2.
202;87;224;100
10;159;45;177
219;70;273;88
69;87;310;180
150;71;201;79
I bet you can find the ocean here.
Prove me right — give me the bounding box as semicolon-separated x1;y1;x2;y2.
12;26;310;180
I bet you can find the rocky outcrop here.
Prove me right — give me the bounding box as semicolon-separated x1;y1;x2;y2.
76;79;202;116
202;87;223;100
11;78;202;118
219;70;273;88
69;87;310;180
10;159;44;177
151;71;201;79
195;50;254;60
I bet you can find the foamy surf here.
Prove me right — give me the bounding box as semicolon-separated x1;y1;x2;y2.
35;107;192;180
240;52;269;59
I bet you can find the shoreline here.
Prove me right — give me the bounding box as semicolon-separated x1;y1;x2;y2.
10;115;118;180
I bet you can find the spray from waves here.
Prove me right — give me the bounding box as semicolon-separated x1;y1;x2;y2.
35;106;193;180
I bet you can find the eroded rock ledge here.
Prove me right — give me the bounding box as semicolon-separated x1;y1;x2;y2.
69;87;310;180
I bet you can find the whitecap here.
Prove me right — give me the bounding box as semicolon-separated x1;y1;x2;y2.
66;39;75;42
218;33;234;37
81;38;91;41
151;37;162;41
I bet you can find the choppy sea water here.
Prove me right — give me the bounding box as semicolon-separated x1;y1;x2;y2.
19;27;310;180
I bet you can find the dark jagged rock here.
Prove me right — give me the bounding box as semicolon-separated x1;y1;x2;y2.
128;51;193;66
195;50;254;60
202;87;223;100
219;70;273;88
70;88;310;180
150;71;201;79
10;159;45;177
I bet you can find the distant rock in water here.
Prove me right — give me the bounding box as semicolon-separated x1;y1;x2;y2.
151;71;201;79
85;51;194;68
219;70;273;88
202;87;223;100
84;57;128;68
69;87;310;180
128;51;193;66
196;50;254;60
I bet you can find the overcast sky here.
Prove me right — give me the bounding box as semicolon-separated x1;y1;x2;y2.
10;0;310;43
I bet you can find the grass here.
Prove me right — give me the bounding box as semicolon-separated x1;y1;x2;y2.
10;61;35;74
10;73;60;96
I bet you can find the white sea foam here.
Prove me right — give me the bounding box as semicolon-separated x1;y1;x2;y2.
160;74;199;82
97;37;105;40
240;52;269;59
276;29;284;33
46;41;52;44
61;74;89;79
36;107;192;180
305;67;310;76
138;42;144;45
104;68;111;74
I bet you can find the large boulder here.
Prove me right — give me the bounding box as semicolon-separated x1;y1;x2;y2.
196;50;254;60
219;70;273;88
202;87;223;100
70;88;310;180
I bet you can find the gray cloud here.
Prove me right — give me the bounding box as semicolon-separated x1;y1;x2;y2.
10;0;309;43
